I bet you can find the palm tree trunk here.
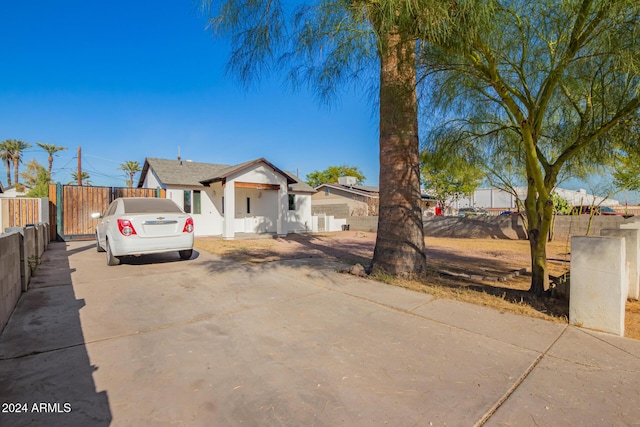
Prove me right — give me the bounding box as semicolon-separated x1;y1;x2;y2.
13;158;19;185
48;154;53;177
4;159;11;187
371;30;427;277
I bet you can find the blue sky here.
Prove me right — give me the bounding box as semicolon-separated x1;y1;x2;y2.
0;0;379;188
2;1;633;204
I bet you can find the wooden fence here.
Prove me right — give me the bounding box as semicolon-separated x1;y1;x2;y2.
48;184;165;241
1;198;42;229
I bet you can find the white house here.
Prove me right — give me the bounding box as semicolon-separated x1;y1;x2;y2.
137;157;316;239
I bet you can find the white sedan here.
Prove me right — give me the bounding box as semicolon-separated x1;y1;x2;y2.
95;197;194;266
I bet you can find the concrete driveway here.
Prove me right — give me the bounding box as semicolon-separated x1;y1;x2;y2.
1;241;639;426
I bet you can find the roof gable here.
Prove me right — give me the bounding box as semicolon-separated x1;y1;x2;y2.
199;158;296;186
138;157;300;188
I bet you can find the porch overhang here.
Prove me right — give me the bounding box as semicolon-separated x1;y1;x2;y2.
232;182;281;191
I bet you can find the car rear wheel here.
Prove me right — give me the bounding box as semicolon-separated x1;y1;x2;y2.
96;233;105;252
179;249;193;260
106;239;121;266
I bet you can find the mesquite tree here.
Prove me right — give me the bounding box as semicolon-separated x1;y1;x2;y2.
419;0;640;295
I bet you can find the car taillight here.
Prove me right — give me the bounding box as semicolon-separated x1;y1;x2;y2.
117;219;137;236
183;217;194;233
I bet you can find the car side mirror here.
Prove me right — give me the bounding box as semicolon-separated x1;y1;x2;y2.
91;212;102;219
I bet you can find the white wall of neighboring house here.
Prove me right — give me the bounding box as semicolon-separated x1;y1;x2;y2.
555;188;620;207
449;187;620;210
0;188;28;198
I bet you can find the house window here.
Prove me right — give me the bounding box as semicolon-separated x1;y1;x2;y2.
288;194;296;211
183;190;201;214
246;197;251;214
324;188;329;196
184;190;192;213
193;190;201;214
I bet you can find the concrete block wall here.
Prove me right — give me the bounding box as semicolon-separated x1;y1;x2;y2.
553;216;626;241
0;232;22;334
1;223;49;333
345;215;632;240
346;216;378;232
34;223;49;258
570;236;627;336
311;204;350;219
422;216;527;240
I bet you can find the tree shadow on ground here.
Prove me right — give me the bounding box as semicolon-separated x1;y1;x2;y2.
196;232;570;320
199;233;373;267
424;269;570;319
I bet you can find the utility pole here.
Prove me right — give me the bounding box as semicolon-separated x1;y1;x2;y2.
77;146;82;186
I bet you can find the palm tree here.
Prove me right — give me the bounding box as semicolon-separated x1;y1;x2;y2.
68;171;91;186
5;139;32;185
118;160;142;188
0;140;13;187
36;142;67;178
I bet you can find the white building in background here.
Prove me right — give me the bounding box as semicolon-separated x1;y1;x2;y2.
449;187;620;210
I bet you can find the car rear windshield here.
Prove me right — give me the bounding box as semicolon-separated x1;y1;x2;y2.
122;198;183;214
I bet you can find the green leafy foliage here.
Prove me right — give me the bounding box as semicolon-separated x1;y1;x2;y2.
305;165;365;188
420;146;482;211
20;159;51;198
551;192;571;215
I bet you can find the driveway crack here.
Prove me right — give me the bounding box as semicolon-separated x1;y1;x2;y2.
473;325;569;427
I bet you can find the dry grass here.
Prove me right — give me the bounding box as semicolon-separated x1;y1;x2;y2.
195;231;639;339
627;300;640;340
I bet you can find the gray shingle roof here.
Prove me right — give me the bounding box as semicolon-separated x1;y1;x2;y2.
139;158;232;187
283;170;316;193
138;158;313;192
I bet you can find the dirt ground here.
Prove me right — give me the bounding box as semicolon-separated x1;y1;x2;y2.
195;231;640;340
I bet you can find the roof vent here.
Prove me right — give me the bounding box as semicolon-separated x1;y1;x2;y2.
338;176;357;186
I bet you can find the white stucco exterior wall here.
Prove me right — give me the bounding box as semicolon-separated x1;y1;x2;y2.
142;169;162;189
162;186;222;237
287;193;312;232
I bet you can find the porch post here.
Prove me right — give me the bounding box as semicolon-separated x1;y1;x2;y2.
277;184;286;237
223;181;235;239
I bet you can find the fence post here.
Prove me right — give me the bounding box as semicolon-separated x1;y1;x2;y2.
56;183;64;241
